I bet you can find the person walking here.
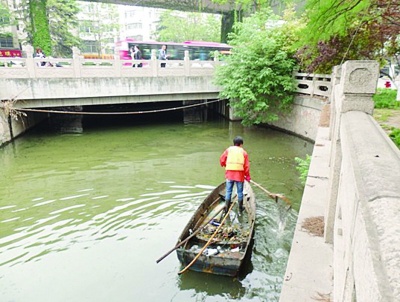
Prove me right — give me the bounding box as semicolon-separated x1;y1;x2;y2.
35;48;46;66
158;44;168;68
219;136;251;214
131;45;142;67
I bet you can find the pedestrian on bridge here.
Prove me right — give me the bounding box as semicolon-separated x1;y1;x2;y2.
158;45;168;68
131;45;142;68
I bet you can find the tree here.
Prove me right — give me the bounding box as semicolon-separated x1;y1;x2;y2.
214;8;299;126
78;2;120;57
0;2;12;28
295;0;400;73
153;10;221;42
0;2;13;41
47;0;81;57
29;0;52;55
18;0;80;57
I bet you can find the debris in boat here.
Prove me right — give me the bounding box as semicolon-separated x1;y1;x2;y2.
203;248;219;256
210;219;220;226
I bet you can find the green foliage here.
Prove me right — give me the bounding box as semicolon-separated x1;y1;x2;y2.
389;128;400;148
295;0;400;73
153;10;221;42
294;154;311;185
0;3;11;27
211;0;295;14
30;0;52;55
373;88;400;109
214;8;298;126
78;2;120;56
301;0;372;44
18;0;80;56
47;0;81;57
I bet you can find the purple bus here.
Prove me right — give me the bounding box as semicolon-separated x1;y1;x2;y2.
116;39;231;64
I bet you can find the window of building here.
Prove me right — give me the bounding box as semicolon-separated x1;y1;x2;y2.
82;41;99;53
0;36;13;48
80;24;93;33
0;16;10;24
126;23;142;30
125;11;136;18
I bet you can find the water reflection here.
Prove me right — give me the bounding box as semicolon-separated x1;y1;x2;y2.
178;272;246;300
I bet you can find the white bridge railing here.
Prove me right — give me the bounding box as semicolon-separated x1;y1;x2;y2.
0;46;332;99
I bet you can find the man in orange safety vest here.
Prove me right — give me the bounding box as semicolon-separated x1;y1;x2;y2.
219;136;251;214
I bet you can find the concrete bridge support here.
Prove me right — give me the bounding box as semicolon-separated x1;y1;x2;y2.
0;108;47;147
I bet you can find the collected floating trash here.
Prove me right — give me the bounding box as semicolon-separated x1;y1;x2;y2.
203;248;219;256
210;219;221;226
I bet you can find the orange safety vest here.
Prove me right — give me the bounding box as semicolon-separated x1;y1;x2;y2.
226;146;245;171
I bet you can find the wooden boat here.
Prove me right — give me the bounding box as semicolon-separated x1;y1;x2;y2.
176;181;256;277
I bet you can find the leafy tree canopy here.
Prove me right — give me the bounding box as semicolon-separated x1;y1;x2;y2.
153;10;221;42
47;0;81;57
0;2;12;29
78;2;120;56
296;0;400;73
214;8;299;126
18;0;80;56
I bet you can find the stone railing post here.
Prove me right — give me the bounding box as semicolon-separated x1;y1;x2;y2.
72;47;81;78
151;49;158;77
114;46;121;77
340;60;379;114
23;45;35;78
324;60;379;243
184;50;190;76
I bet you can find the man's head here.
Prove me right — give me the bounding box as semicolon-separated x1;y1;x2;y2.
233;136;244;146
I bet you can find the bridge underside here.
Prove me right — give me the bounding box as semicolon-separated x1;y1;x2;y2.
83;0;234;14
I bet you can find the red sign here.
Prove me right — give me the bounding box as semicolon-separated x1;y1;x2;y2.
0;49;22;57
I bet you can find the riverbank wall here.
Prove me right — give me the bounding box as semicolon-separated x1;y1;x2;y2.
278;61;400;302
0;109;47;147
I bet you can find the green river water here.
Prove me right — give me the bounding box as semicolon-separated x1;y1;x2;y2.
0;111;313;301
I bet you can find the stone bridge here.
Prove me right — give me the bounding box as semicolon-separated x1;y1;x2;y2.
0;45;331;144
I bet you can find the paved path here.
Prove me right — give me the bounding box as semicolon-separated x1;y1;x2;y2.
279;121;333;301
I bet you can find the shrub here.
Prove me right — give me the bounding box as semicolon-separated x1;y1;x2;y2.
295;155;311;185
389;128;400;147
373;88;399;109
214;8;298;126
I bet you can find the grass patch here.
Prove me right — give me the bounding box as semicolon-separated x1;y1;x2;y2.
373;88;399;109
374;108;394;123
389;128;400;147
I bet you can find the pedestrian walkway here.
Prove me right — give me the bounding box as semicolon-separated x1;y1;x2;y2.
279;125;333;302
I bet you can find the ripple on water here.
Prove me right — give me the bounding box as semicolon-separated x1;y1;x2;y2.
0;186;212;268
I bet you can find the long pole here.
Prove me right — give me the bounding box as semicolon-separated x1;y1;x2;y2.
156;206;224;264
177;200;236;275
250;179;292;208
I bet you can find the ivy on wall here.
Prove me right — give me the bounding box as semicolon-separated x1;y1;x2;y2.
29;0;52;55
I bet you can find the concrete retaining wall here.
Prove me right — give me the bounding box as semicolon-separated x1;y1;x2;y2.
0;109;47;147
270;95;327;141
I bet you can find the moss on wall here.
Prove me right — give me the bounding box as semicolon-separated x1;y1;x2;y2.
29;0;52;56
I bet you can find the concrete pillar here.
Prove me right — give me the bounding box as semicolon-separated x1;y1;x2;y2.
114;45;121;77
72;47;81;78
23;45;35;78
151;49;157;77
184;50;190;76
